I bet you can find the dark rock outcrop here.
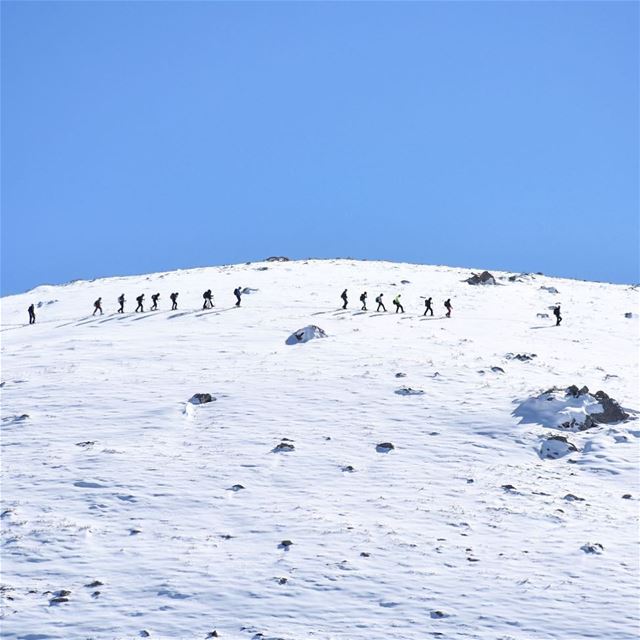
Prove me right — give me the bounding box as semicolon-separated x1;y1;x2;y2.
466;271;496;285
188;393;215;405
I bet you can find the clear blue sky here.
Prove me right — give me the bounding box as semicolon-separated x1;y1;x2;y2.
2;1;638;295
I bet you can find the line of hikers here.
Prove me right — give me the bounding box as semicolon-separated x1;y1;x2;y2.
341;290;453;317
25;290;561;326
27;288;246;322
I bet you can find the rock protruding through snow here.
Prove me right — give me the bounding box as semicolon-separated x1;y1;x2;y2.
514;386;629;430
540;435;578;459
466;271;497;285
286;325;327;345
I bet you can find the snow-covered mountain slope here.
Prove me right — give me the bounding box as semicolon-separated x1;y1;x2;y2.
1;259;639;640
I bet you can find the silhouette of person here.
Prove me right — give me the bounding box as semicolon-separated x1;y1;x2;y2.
341;289;348;310
151;293;160;311
93;298;103;316
170;292;178;310
376;293;386;312
360;292;367;311
393;294;404;313
28;304;36;324
553;305;562;326
234;287;242;307
135;294;145;312
202;290;213;310
117;294;125;313
423;297;433;316
444;298;452;318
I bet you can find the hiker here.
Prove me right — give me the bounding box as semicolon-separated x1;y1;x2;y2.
93;298;103;316
151;293;160;311
117;294;125;313
393;294;404;313
135;294;145;312
553;305;562;326
202;289;214;310
341;289;348;310
170;292;178;310
444;298;452;317
360;291;367;311
28;304;36;325
376;293;386;312
234;287;242;307
423;297;433;316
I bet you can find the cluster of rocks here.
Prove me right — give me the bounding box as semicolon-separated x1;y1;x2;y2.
506;352;537;361
266;256;290;262
466;271;496;285
563;385;629;427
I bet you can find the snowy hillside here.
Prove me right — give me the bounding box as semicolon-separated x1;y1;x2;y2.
1;259;639;640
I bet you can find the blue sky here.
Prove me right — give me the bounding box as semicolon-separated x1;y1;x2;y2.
2;1;638;295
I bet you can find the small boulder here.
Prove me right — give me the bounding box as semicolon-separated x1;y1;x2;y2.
279;540;293;549
188;393;215;405
395;386;424;396
286;325;327;345
272;442;295;453
540;435;578;459
581;542;604;554
376;442;395;453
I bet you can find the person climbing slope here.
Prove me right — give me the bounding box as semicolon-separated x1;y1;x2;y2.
150;293;160;311
170;292;179;310
28;304;36;325
93;298;103;316
117;294;125;313
341;289;348;310
393;294;404;313
376;293;386;312
360;291;367;311
135;294;145;313
553;304;562;326
202;289;214;310
234;287;242;307
444;298;452;318
423;297;433;316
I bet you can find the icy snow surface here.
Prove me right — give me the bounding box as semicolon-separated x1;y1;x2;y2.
1;259;639;639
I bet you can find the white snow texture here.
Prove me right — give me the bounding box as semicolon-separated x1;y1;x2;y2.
1;259;639;640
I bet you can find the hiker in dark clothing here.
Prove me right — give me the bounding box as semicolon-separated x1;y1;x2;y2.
376;293;386;312
151;293;160;311
553;305;562;326
423;297;433;316
93;298;103;316
135;294;145;312
393;294;404;313
202;289;213;310
444;298;452;318
341;289;348;310
170;292;178;310
234;287;242;307
28;304;36;325
360;292;367;311
117;294;125;313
